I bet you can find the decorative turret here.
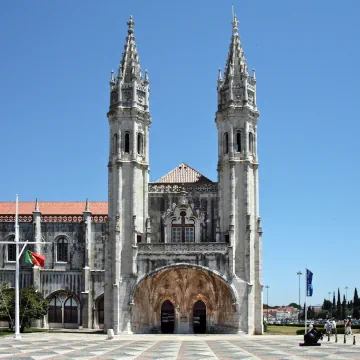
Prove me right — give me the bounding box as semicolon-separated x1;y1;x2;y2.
217;10;257;111
109;16;150;111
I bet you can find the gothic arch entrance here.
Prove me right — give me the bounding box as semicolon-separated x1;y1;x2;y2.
161;300;175;334
193;300;206;334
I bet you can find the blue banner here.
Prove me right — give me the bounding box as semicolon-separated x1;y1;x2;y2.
306;269;313;297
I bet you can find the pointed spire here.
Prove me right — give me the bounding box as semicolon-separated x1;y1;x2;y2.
110;69;115;84
144;68;149;83
85;198;90;212
223;7;247;84
218;68;223;82
252;68;256;82
34;198;39;212
120;15;142;82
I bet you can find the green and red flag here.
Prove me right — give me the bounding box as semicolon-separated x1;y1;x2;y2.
25;250;45;267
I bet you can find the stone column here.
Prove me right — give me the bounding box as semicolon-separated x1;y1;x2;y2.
82;203;92;328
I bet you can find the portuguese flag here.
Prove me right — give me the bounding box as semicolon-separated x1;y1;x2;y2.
25;250;45;267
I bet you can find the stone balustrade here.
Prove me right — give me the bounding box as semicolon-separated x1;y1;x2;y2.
137;242;229;255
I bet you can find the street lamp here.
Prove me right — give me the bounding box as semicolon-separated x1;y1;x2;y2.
297;271;302;320
265;285;270;323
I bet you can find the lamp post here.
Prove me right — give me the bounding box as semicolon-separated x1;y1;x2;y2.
297;271;302;321
265;285;270;323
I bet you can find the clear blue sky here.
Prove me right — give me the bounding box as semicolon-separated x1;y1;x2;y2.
1;0;359;307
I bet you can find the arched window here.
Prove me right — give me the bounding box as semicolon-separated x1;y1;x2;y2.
124;132;130;153
48;296;62;323
224;132;229;154
137;133;143;155
236;131;242;152
57;237;68;262
249;132;254;153
171;210;195;243
112;133;118;154
64;297;78;324
7;236;15;262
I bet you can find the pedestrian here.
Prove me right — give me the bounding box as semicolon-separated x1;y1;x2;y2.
324;319;332;336
331;318;337;335
345;317;353;336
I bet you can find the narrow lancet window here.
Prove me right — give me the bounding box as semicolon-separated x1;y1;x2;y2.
137;133;143;155
236;131;242;152
224;132;229;154
249;132;254;153
124;132;130;153
113;134;118;154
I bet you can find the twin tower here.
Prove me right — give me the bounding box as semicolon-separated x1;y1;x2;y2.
104;13;262;335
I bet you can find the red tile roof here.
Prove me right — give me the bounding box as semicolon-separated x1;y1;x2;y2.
155;163;213;184
0;202;108;215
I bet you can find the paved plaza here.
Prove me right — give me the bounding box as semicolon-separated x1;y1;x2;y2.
0;333;359;359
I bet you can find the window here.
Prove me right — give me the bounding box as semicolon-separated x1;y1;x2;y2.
57;237;68;262
172;227;181;242
249;132;254;153
124;132;130;153
112;133;118;154
185;227;194;242
48;297;62;323
137;133;143;155
236;131;242;152
7;236;16;262
224;132;229;154
64;297;78;324
137;234;142;243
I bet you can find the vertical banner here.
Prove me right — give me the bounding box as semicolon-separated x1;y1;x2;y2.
306;269;313;297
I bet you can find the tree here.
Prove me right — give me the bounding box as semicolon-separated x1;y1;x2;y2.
288;303;301;310
332;292;336;308
337;288;342;320
0;284;48;332
354;288;359;308
342;295;347;319
322;299;332;311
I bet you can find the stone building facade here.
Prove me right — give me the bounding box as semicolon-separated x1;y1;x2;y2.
0;12;263;334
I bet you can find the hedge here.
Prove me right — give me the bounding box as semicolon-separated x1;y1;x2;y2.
296;328;351;335
268;323;360;329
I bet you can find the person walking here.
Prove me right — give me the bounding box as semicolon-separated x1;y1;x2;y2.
345;317;353;335
331;318;337;335
325;319;332;336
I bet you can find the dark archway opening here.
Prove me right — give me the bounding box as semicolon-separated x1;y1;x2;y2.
193;300;206;334
161;300;175;334
98;297;104;326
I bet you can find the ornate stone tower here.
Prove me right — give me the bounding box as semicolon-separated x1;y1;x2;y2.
216;12;263;334
105;16;151;334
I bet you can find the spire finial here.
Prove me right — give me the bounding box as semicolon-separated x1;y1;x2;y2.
252;68;256;81
35;198;39;212
144;68;149;82
231;5;239;33
127;15;135;34
218;68;223;81
85;198;89;212
110;69;115;83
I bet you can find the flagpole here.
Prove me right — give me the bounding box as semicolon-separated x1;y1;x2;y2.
14;194;21;340
304;267;307;334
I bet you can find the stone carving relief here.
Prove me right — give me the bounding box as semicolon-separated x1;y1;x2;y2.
149;183;217;194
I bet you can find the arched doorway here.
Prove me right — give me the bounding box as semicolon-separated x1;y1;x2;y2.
161;300;175;334
193;300;206;334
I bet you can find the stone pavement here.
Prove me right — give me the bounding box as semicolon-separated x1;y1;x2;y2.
0;333;359;359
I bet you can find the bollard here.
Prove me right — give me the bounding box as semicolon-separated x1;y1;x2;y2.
335;334;338;343
107;329;114;340
328;333;330;341
344;334;346;344
353;336;356;345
